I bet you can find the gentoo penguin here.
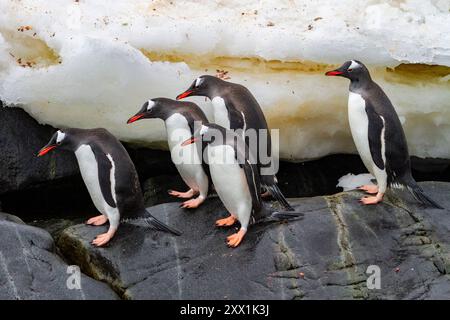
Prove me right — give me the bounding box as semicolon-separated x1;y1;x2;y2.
182;123;302;247
127;98;209;209
326;60;442;208
176;75;294;211
37;128;181;246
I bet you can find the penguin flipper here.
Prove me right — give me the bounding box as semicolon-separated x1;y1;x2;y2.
365;105;385;170
90;144;117;208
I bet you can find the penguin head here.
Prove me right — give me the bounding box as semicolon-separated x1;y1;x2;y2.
127;99;166;123
37;130;70;156
325;60;371;81
176;75;220;100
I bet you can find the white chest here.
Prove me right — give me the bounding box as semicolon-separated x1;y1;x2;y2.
75;145;115;212
211;96;230;129
207;145;252;215
165;113;192;148
348;92;374;173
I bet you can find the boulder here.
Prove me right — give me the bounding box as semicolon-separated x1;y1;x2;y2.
0;105;78;194
0;212;119;300
57;182;450;299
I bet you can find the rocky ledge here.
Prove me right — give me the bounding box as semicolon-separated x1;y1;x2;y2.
48;181;450;300
0;212;118;299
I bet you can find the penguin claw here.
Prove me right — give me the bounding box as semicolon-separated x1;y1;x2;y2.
168;189;196;199
92;230;116;247
215;215;237;227
358;185;379;194
181;197;204;209
226;229;246;247
359;194;383;205
86;215;108;226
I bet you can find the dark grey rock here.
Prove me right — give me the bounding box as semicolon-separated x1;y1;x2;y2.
143;174;188;207
0;212;119;300
0;106;78;194
57;182;450;299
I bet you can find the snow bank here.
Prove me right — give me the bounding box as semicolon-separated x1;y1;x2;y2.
0;0;449;160
337;173;375;191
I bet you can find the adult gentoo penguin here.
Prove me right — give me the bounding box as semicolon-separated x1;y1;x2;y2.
37;128;181;246
326;60;442;208
176;75;294;211
181;123;302;247
127;98;209;209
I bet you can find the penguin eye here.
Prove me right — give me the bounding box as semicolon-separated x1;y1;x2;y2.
348;68;353;72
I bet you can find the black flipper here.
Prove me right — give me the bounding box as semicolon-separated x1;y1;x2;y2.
266;184;295;211
90;144;117;208
365;106;385;170
241;159;262;214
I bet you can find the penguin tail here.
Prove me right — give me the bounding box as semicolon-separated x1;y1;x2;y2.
256;210;304;224
407;184;443;209
266;184;295;211
144;214;182;236
271;211;304;220
124;209;182;236
397;174;443;209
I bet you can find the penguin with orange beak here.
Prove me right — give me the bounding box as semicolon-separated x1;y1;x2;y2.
38;128;181;246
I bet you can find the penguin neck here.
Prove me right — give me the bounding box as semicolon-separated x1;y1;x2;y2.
349;76;373;94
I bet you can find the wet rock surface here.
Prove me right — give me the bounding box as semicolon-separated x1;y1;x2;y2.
56;182;450;299
0;212;119;299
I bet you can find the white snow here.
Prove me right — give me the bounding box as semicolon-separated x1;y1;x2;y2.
337;173;375;191
0;0;449;160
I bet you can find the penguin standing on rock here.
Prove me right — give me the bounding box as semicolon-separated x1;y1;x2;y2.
326;60;442;208
182;123;302;247
127;98;210;209
176;75;294;211
37;128;181;246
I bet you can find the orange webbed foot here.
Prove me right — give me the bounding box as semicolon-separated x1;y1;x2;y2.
168;189;195;199
226;229;246;248
359;193;384;205
180;197;204;209
358;184;379;194
86;215;108;226
215;215;237;227
92;229;116;247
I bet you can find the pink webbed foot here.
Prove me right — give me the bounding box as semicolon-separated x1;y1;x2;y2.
92;229;116;247
215;215;237;227
181;197;205;209
359;193;384;205
86;215;108;226
168;189;196;199
226;229;247;248
358;184;379;194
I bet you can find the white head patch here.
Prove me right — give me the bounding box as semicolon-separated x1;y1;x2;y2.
199;125;209;135
349;60;360;70
195;77;203;87
56;130;66;143
146;99;155;111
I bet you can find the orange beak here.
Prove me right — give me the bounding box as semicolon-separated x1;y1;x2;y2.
37;145;56;157
176;90;194;100
181;137;197;146
127;113;145;124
